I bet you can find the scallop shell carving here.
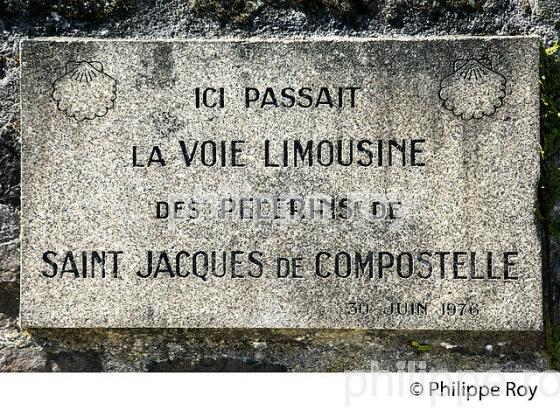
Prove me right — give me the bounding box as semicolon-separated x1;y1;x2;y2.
52;61;117;121
439;59;506;120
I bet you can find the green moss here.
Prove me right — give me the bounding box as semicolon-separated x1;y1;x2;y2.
410;339;432;352
545;319;560;370
539;42;560;371
539;43;560;234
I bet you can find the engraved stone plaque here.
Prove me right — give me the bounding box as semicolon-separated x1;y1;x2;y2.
20;37;542;329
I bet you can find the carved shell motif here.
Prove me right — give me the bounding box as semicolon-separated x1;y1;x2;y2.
52;61;117;121
439;59;506;120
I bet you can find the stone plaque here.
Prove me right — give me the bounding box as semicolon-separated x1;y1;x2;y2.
21;37;542;329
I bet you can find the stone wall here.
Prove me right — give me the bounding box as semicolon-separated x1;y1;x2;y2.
1;0;559;371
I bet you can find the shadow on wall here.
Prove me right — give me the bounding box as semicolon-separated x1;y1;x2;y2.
146;357;288;372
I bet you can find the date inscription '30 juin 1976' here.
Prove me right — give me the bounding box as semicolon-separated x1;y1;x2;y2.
20;37;542;330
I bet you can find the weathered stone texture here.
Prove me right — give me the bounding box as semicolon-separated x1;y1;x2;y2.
0;346;48;372
0;205;19;282
19;37;542;331
530;0;560;25
0;0;559;371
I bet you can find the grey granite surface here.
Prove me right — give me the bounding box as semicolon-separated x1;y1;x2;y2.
20;37;542;330
1;0;558;371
